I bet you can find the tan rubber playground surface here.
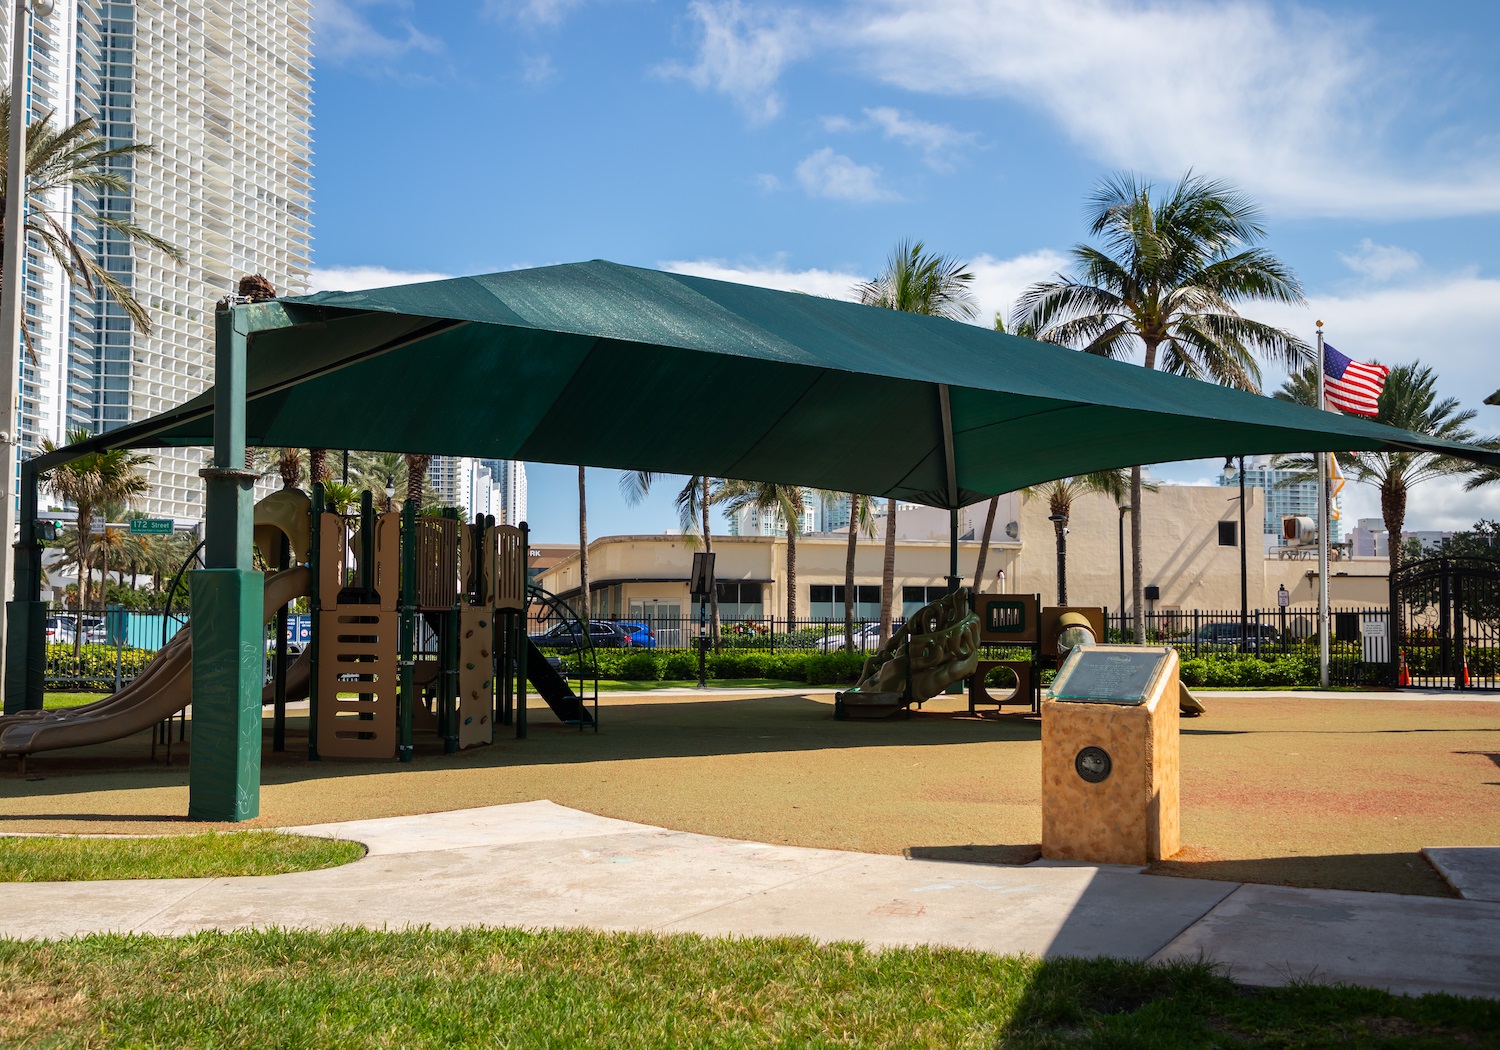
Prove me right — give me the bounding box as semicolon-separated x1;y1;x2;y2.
2;691;1497;897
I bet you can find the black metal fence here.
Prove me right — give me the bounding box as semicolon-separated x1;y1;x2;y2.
43;604;1398;691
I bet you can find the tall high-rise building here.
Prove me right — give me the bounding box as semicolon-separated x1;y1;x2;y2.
478;459;526;526
6;1;314;520
1219;455;1341;550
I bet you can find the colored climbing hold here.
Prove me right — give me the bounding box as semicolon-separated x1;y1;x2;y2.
466;662;476;670
479;619;487;628
464;716;473;725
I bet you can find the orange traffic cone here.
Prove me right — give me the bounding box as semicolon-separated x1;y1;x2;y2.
1461;653;1472;688
1397;650;1411;687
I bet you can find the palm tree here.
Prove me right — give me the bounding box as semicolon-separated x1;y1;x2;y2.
39;429;151;651
836;493;879;648
856;239;978;642
1017;171;1307;638
718;480;809;622
1023;471;1134;604
0;90;181;360
973;313;1039;594
577;466;590;619
620;471;722;643
1274;362;1485;576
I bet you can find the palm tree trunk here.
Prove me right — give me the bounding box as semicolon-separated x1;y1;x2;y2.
844;495;860;648
786;521;798;623
1130;466;1144;642
1382;476;1407;578
578;466;590;620
405;454;431;510
879;497;897;644
703;475;720;649
309;448;329;485
1053;517;1069;605
973;495;998;593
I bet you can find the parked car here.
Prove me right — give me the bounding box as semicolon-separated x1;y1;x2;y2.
617;621;657;649
816;622;884;653
45;615;106;645
1170;621;1282;651
528;620;634;651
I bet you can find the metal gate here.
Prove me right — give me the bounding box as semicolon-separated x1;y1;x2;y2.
1391;555;1500;690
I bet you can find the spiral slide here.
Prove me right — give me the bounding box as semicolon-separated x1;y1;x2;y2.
0;567;311;758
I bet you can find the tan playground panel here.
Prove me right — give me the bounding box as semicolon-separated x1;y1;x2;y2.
457;605;495;749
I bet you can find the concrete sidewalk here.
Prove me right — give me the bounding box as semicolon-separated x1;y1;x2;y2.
2;801;1497;1000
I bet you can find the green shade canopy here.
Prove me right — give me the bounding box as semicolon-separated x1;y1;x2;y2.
32;260;1500;506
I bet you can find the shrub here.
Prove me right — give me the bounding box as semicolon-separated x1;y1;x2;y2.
617;652;662;681
662;651;699;680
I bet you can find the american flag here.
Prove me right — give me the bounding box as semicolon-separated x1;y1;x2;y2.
1323;344;1389;417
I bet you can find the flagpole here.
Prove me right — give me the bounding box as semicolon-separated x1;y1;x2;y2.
1315;322;1330;689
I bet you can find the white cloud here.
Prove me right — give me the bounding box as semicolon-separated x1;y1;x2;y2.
794;147;899;202
664;0;1500;218
967;250;1070;331
313;0;443;65
660;258;867;301
305;265;456;293
863;107;977;171
841;0;1500;218
656;0;810;123
1339;239;1422;282
754;172;783;192
521;52;557;87
662;248;1068;326
485;0;587;26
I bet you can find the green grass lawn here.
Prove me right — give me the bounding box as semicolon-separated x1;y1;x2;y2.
1;927;1494;1048
42;691;109;710
0;832;363;882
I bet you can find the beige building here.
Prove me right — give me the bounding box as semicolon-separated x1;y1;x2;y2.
536;484;1389;633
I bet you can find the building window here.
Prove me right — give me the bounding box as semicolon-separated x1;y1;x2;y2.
1218;521;1238;547
715;582;764;620
809;585;882;622
902;585;951;618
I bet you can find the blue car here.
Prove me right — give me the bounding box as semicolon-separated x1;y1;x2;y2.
618;621;657;649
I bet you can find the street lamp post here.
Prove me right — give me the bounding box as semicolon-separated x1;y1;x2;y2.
1117;504;1131;640
383;474;395;512
1048;513;1068;605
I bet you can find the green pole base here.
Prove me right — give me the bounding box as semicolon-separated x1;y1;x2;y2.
4;600;46;714
187;568;265;822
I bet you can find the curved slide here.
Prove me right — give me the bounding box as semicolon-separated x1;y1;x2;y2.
0;567;311;757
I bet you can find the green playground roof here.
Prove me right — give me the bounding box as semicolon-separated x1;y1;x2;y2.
33;259;1500;507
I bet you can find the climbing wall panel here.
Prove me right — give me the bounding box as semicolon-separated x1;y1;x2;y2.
456;605;495;749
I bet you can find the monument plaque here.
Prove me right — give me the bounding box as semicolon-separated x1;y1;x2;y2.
1041;644;1181;865
1050;647;1173;705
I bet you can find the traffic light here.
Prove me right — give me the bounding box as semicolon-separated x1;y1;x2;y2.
35;519;64;541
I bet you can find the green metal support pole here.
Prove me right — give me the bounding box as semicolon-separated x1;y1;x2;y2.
398;499;416;762
947;507;961;593
272;533;290;752
188;303;263;822
308;482;323;759
5;460;45;713
516;521;529;740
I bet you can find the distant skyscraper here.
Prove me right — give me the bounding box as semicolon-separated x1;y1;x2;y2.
480;459;527;525
1219;455;1341;549
6;1;314;520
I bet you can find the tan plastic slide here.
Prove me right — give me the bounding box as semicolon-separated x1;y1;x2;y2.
0;567;311;757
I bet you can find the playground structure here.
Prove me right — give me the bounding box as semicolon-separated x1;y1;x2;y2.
0;483;598;768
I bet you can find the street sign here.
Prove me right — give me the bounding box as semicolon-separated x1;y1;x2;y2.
89;516;104;535
129;518;174;535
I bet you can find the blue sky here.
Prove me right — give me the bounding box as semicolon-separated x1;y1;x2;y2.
307;0;1500;543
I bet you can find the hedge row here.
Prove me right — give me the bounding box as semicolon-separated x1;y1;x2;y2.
45;643;154;690
584;648;869;686
576;648;1395;690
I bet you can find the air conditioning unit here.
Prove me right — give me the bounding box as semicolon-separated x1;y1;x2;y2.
1282;515;1318;547
1005;521;1019;540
